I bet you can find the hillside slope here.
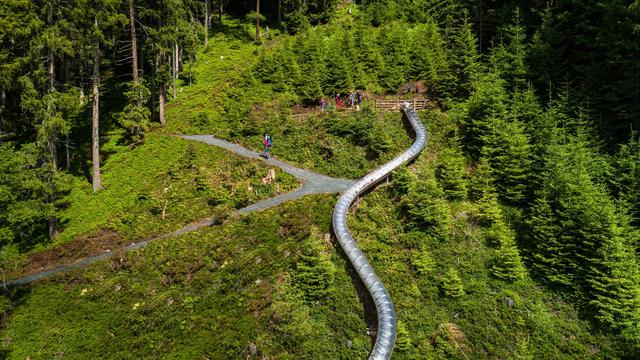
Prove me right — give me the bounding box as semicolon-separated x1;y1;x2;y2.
1;14;635;360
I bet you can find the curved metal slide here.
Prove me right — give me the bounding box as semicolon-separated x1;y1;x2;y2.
332;103;427;360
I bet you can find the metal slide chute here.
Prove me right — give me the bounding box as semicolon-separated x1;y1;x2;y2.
332;103;428;360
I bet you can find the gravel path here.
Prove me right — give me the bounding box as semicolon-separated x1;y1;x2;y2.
3;136;355;288
180;135;355;213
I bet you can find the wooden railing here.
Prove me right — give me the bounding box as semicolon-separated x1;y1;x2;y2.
374;98;431;111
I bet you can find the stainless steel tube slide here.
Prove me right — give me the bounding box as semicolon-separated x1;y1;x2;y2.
332;103;428;360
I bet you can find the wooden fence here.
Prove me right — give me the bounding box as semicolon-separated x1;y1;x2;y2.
374;98;431;111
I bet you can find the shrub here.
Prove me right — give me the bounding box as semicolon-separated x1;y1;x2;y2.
411;248;436;275
442;267;464;298
403;177;451;239
293;226;336;301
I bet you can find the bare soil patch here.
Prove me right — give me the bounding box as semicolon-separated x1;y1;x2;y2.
15;230;124;279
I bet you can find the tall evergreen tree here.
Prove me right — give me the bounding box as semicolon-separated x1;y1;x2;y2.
612;133;640;227
588;211;640;334
442;10;482;100
488;8;528;92
435;144;467;200
455;72;508;158
481;114;531;204
0;143;54;246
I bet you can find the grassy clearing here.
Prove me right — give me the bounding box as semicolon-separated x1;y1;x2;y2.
59;133;297;245
2;133;297;278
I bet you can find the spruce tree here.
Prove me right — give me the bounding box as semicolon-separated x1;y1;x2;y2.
354;25;386;92
376;25;409;92
481;115;531;204
527;195;568;285
118;81;152;143
270;274;313;346
490;224;527;282
395;320;412;351
292;33;324;102
406;22;448;85
587;211;640;334
403;175;451;239
322;35;353;95
0;143;52;246
412;247;436;275
442;10;482;100
442;267;464;298
612;133;640;227
469;158;502;226
488;8;528;92
293;226;336;302
455;72;508;158
435;145;467;200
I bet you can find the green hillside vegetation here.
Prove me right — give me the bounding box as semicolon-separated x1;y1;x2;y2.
1;196;372;359
2;0;640;359
1;132;298;278
163;29;413;178
1;108;626;358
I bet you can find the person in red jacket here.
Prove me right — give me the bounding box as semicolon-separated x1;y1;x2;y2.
263;132;272;159
335;93;344;108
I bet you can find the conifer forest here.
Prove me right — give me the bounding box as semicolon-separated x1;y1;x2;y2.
1;0;640;358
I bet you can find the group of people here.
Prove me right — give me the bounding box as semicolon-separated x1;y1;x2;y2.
319;90;364;112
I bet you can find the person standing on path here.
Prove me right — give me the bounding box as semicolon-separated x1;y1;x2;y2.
336;93;344;109
320;97;325;111
348;91;355;108
263;132;273;159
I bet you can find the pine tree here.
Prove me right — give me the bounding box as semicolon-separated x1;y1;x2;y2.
282;0;310;34
403;175;451;239
0;143;53;246
412;247;436;275
481;115;531;204
270;274;313;346
489;223;526;282
377;25;409;92
392;166;416;198
406;22;448;85
354;25;386;92
442;267;464;298
118;81;152;143
442;10;482;100
435;145;467;200
322;35;353;95
587;211;640;334
469;158;502;226
0;0;42;137
488;8;528;92
396;320;412;351
18;77;78;240
292;33;324;102
293;226;336;301
455;72;508;158
612;132;640;227
527;195;568;285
